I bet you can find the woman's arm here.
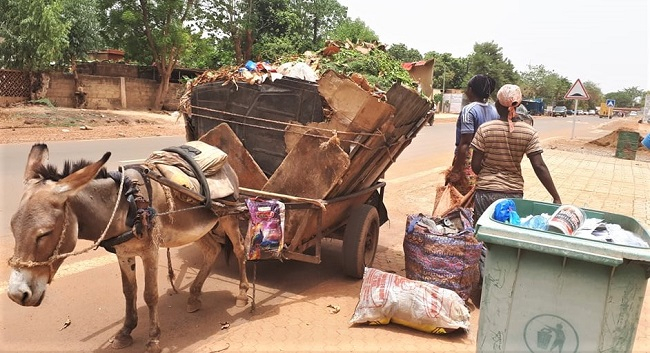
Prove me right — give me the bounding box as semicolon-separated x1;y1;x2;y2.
529;152;562;204
471;148;484;175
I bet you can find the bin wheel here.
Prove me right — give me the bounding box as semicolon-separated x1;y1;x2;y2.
342;204;380;279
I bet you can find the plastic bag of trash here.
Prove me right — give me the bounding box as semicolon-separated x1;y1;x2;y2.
493;199;520;225
350;267;470;334
276;62;318;82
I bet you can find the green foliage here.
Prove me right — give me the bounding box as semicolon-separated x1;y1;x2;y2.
318;47;415;91
326;17;378;43
61;0;103;65
296;0;347;47
179;35;222;69
605;87;645;108
464;41;518;90
581;81;603;110
387;43;422;63
0;0;71;71
28;98;55;107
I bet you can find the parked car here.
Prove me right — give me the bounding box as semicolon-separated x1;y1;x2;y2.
588;109;596;115
552;106;567;117
577;110;584;115
567;110;575;115
630;111;638;117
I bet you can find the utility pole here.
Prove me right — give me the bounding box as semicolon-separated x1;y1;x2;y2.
441;64;446;113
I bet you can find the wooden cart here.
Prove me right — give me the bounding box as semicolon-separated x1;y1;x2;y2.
183;71;433;278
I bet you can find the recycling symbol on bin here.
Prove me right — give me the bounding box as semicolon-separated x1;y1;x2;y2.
524;314;579;353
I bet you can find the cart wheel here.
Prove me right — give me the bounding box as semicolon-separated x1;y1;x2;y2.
342;204;380;279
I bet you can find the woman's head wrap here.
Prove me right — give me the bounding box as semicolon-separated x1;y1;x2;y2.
497;84;522;132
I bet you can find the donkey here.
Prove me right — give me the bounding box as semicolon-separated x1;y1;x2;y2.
7;143;250;353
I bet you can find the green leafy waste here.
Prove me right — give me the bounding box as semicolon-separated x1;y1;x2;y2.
316;48;416;91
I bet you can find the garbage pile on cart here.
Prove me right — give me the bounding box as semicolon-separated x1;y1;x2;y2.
180;42;433;278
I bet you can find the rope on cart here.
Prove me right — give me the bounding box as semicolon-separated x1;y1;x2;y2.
189;108;383;150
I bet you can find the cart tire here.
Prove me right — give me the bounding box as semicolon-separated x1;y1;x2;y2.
342;204;380;279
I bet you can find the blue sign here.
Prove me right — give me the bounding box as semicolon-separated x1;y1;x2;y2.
606;99;616;107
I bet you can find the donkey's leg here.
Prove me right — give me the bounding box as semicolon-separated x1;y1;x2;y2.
111;256;138;349
221;215;250;307
187;234;222;313
141;249;161;353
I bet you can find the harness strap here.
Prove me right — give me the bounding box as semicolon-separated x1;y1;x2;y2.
108;166;156;238
98;230;135;253
162;145;212;210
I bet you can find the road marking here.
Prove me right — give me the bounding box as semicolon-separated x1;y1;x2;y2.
0;254;117;295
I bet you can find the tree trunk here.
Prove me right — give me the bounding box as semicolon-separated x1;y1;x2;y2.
154;68;172;111
72;59;87;108
232;32;243;64
244;28;253;61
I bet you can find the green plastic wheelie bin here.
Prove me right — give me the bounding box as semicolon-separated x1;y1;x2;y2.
475;199;650;353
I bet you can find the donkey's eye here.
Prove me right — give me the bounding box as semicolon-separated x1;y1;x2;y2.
36;231;52;243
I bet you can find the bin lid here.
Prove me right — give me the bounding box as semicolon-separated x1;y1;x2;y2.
476;199;650;267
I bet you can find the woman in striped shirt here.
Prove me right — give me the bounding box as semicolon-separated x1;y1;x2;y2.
470;84;562;225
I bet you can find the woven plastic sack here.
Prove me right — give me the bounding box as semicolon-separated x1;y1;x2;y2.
350;267;470;334
403;208;482;301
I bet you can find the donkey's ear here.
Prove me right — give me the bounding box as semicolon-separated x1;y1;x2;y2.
24;144;50;182
53;152;112;195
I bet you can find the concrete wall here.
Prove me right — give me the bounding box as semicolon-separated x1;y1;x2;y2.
46;72;183;110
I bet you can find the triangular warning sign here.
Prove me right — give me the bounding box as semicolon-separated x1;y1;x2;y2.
565;79;590;100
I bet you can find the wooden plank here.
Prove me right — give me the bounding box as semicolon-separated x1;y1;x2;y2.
198;123;268;190
284;120;356;154
263;128;350;199
318;70;395;133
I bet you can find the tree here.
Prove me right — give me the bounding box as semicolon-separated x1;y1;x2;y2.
518;64;572;107
581;81;602;110
605;87;645;108
102;0;197;110
293;0;347;49
61;0;103;67
387;43;422;63
464;41;518;92
0;0;70;71
250;0;301;60
199;0;255;65
326;17;378;43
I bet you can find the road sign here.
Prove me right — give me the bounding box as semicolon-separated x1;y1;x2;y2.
564;79;590;100
607;99;616;107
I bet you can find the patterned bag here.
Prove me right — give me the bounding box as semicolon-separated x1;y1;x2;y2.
403;208;482;301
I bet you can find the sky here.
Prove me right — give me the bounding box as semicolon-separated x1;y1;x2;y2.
338;0;649;94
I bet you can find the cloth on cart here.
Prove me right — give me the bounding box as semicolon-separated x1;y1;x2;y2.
403;208;482;301
144;140;238;200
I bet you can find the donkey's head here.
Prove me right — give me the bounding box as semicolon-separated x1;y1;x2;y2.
7;144;110;306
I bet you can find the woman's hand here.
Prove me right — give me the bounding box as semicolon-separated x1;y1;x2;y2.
446;171;461;185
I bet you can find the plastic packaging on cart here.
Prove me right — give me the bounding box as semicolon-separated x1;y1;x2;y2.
245;198;285;260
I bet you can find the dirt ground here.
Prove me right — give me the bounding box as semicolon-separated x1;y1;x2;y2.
0;104;186;144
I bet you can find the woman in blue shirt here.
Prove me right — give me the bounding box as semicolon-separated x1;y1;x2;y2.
446;74;499;195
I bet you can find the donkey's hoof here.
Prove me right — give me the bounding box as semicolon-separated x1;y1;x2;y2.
145;340;162;353
235;295;249;307
110;334;133;349
187;297;202;313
